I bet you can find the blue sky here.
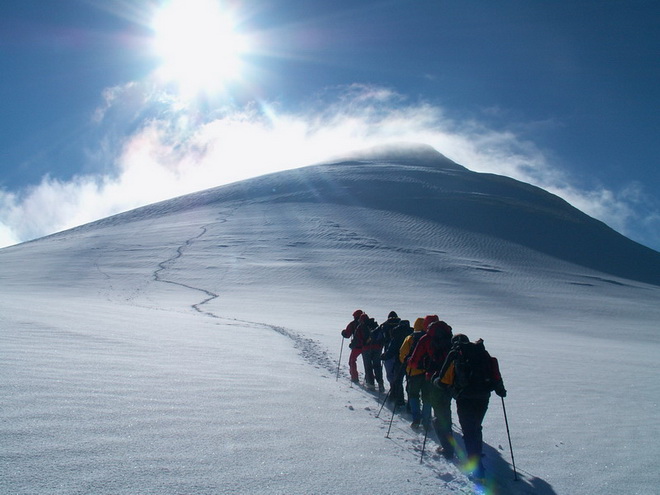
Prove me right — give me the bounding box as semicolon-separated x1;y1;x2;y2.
1;0;658;250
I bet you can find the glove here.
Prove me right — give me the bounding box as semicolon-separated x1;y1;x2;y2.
495;385;507;398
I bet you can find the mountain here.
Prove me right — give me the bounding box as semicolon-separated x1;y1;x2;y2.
47;142;660;286
1;144;658;495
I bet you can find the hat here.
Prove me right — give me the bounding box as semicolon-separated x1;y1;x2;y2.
353;309;363;318
359;313;369;322
388;311;398;319
451;333;469;344
423;314;439;330
413;317;425;332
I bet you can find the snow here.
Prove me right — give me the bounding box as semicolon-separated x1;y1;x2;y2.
1;145;659;494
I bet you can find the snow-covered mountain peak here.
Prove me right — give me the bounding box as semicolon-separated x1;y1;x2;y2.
13;143;660;286
326;142;467;171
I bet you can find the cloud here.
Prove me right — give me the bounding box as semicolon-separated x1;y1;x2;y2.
0;83;658;251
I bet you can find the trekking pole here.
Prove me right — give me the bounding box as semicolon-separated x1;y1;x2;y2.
501;397;519;481
420;422;430;463
385;399;398;438
380;364;405;421
386;368;410;438
375;387;392;418
336;336;345;381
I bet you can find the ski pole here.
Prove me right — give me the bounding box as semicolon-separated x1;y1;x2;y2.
336;336;345;381
375;387;392;418
420;422;429;463
385;398;398;438
379;364;405;419
501;396;518;481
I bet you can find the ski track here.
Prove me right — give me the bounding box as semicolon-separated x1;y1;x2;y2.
148;221;543;495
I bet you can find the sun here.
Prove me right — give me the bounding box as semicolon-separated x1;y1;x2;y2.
151;0;250;98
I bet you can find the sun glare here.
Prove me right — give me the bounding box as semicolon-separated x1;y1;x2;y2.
151;0;249;98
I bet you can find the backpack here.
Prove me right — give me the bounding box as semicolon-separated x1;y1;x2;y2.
449;339;496;397
425;322;453;373
403;331;425;365
359;317;378;345
382;320;412;360
377;317;400;346
392;320;412;341
370;319;392;346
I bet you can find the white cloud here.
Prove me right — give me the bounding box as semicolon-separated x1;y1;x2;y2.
0;83;657;251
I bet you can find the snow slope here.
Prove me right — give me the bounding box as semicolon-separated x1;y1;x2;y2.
1;144;658;494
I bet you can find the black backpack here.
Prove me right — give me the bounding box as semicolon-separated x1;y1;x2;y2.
382;320;412;360
452;340;495;396
360;317;378;345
